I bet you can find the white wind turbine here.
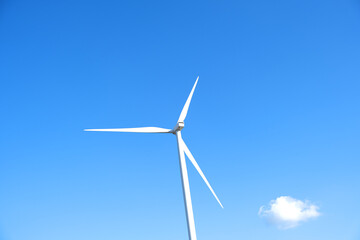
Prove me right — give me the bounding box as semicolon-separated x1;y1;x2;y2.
84;77;223;240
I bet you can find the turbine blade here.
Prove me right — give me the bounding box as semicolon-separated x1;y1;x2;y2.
180;137;223;208
177;76;199;123
84;127;172;133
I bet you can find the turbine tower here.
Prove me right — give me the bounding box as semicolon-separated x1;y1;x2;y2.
84;77;223;240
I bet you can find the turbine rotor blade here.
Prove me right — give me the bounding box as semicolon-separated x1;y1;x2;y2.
180;137;224;208
84;127;172;133
177;77;199;123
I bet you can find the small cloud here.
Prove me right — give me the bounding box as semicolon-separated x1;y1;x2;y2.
259;196;320;229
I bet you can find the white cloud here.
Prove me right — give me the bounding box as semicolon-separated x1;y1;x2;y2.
258;196;320;229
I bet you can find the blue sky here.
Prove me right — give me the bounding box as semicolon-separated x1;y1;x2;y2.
1;0;360;239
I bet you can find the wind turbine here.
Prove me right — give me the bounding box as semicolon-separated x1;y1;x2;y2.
84;77;223;240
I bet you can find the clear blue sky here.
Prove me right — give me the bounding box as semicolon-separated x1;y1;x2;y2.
1;0;360;239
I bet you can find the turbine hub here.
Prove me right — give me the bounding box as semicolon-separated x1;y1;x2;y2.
173;122;184;133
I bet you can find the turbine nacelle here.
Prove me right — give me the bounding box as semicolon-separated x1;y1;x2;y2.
172;122;184;133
